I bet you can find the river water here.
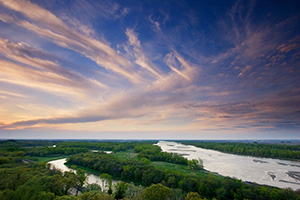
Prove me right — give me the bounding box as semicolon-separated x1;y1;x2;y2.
48;158;105;185
156;141;300;190
48;158;117;190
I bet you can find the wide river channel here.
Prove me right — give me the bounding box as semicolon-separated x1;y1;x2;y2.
157;141;300;190
49;141;300;190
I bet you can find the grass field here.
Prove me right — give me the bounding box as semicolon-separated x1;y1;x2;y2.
151;161;209;178
113;150;138;160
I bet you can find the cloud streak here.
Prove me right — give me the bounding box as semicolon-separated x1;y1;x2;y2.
125;28;162;79
0;84;187;129
0;0;140;83
0;38;107;90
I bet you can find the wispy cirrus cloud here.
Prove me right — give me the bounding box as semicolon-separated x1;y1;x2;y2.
0;38;107;90
0;59;90;99
164;51;197;81
0;0;140;83
125;28;162;78
238;65;252;77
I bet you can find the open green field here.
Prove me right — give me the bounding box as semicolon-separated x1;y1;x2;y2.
113;150;138;160
151;161;209;178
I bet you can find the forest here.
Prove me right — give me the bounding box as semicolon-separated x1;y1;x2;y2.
0;140;299;200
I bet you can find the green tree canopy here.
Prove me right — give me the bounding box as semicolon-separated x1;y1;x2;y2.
100;173;112;192
79;191;113;200
185;192;205;200
140;184;171;200
76;169;87;195
113;181;127;200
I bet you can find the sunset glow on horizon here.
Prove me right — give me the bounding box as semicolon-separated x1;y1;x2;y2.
0;0;299;139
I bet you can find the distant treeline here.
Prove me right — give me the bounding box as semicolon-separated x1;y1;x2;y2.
56;141;149;152
180;141;300;160
0;140;59;148
0;140;156;157
25;147;89;157
0;140;155;150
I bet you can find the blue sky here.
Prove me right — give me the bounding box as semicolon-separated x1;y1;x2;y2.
0;0;299;139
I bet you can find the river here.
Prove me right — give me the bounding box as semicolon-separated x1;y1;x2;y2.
48;158;117;190
156;141;300;190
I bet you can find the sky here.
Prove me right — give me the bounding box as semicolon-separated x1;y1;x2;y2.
0;0;299;140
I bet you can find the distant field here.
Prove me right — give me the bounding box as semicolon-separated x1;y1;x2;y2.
151;161;209;178
113;150;138;160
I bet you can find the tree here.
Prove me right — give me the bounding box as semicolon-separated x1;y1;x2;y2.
76;169;87;195
113;181;127;200
140;184;171;200
0;189;15;200
55;195;80;200
100;173;112;192
167;176;177;188
188;159;203;170
62;171;78;195
48;174;64;196
168;188;186;200
179;177;199;192
79;191;114;200
83;183;102;193
141;158;151;165
141;169;156;185
37;191;56;200
125;183;144;200
185;192;205;200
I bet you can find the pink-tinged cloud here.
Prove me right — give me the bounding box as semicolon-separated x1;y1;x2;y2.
238;65;252;77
